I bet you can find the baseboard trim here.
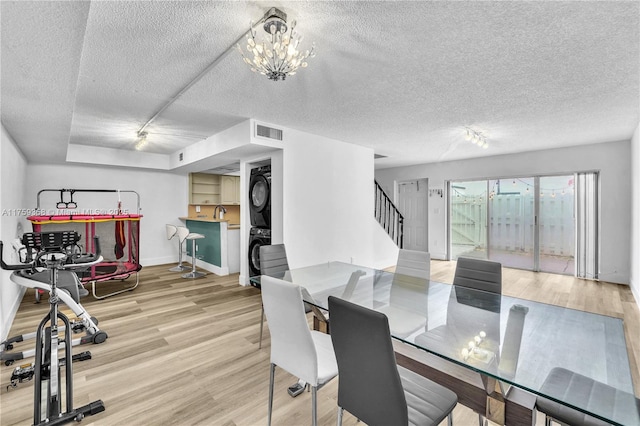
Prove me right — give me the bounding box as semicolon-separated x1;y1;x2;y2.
630;278;640;311
193;259;228;276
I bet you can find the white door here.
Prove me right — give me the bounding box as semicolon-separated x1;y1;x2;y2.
398;179;429;251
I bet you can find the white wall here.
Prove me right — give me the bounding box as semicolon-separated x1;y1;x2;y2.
170;120;251;171
372;219;400;269
631;124;640;303
25;164;189;267
376;140;632;285
238;127;377;284
282;128;376;269
1;124;28;341
270;151;284;245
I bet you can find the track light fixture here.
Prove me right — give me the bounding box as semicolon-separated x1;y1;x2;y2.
135;131;148;151
464;128;489;149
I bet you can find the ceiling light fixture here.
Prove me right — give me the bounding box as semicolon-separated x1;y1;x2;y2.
237;7;316;81
135;131;148;151
134;8;310;140
464;128;489;149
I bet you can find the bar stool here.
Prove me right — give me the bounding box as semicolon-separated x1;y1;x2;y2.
168;225;190;272
182;233;206;279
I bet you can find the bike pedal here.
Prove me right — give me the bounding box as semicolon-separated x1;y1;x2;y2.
287;383;305;397
8;363;35;390
71;321;87;334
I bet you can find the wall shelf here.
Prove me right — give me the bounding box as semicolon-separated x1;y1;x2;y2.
189;173;240;205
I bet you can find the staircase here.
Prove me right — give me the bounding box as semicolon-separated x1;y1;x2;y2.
375;181;404;248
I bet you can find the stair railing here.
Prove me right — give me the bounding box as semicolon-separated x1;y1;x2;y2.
375;181;404;248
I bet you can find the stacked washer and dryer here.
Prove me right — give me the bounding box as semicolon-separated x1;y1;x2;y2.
248;165;271;278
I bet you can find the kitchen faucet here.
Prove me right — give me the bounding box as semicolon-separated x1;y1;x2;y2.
213;204;227;219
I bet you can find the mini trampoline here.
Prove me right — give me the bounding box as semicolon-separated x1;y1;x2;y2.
28;189;143;299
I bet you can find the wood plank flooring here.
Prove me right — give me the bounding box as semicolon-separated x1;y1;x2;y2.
1;261;638;425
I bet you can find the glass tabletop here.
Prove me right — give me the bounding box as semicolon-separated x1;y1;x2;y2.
256;261;639;426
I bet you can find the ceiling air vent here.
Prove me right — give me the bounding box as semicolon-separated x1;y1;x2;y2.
256;124;283;141
179;152;184;161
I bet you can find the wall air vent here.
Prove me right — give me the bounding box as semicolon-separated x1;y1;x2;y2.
179;152;184;161
256;124;283;141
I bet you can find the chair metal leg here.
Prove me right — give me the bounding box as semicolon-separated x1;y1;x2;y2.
448;412;453;426
169;239;188;272
259;304;265;349
182;239;205;278
337;406;344;426
268;363;275;426
311;386;317;426
545;416;553;426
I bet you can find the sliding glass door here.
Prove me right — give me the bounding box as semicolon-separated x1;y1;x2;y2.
488;178;536;270
450;180;488;260
449;174;578;275
539;175;575;275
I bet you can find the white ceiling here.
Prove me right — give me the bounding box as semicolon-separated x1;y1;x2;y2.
1;1;639;170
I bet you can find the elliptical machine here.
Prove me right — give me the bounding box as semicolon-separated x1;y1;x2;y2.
0;231;106;425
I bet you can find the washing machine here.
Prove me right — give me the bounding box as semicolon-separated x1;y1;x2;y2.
248;227;271;277
249;165;271;228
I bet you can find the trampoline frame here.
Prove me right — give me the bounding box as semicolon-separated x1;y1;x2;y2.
28;189;143;299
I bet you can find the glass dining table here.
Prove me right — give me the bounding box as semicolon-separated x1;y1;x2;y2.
253;261;640;426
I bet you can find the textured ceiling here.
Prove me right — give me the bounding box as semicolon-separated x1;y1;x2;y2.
1;1;639;170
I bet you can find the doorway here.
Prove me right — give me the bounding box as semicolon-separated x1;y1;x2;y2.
398;179;429;252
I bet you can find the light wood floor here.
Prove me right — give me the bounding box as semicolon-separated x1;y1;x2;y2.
1;261;638;425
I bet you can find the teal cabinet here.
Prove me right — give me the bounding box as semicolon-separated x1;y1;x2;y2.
185;220;222;267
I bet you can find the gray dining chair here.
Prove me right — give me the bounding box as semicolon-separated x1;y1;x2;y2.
536;367;640;426
454;257;502;426
259;243;290;279
328;295;458;426
261;276;338;426
453;257;502;294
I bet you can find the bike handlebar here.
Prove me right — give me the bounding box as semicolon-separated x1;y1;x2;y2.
60;235;103;270
72;235;101;263
0;234;103;271
0;241;33;270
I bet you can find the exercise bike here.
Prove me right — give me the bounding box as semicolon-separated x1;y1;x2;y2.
1;235;108;367
0;231;106;425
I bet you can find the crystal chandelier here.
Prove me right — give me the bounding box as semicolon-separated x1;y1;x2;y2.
237;7;315;81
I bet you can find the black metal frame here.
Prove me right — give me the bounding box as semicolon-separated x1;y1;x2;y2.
375;181;404;248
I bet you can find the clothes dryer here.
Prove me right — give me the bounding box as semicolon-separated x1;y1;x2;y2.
249;166;271;228
248;227;271;277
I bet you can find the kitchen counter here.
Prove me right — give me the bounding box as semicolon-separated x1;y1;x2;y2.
179;218;240;275
179;216;240;229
